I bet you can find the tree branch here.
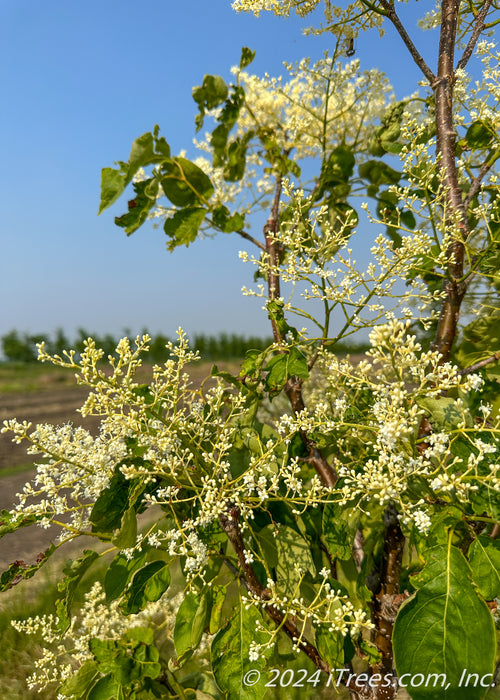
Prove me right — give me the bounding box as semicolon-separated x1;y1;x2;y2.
219;506;329;671
430;0;470;362
377;0;436;84
236;228;267;252
464;147;500;209
220;505;373;697
458;352;500;375
370;503;406;699
456;0;493;71
263;173;338;487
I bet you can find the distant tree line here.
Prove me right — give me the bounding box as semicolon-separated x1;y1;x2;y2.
1;328;370;364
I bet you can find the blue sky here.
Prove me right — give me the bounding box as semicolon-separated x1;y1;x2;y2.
0;1;442;344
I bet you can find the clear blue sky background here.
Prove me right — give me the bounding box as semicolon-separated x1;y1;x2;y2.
0;1;443;344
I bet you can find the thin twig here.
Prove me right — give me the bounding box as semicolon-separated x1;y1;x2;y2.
464;148;500;209
458;352;500;375
456;0;493;71
377;0;435;84
236;229;267;252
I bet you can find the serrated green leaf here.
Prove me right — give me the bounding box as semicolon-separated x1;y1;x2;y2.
469;536;500;600
56;550;99;633
164;207;207;250
394;543;496;700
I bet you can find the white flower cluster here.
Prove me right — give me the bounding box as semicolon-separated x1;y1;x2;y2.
11;582;183;692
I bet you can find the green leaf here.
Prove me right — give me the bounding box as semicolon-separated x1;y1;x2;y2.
0;509;50;537
105;548;149;603
321;145;355;188
131;643;161;680
164;207;207;250
275;524;316;595
193;75;229;131
323;503;353;560
112;507;138;549
56;550;99;633
88;674;123;700
224;137;249;182
417;396;472;429
240;47;256;69
212;205;245;233
123;626;154;645
212;603;271;700
359;160;401;189
456;310;500;378
209;586;227;635
120;561;170;615
90;468;131;534
99;129;171;215
161;157;214;206
369;101;405;155
393;544;496;699
264;347;309;398
466;120;495;149
315;625;343;668
99;164;128;215
58;660;99;697
0;544;56;592
174;592;211;658
114;179;159;236
469;536;500;600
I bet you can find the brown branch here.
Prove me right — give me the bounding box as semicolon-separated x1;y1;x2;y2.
464;149;500;209
220;505;375;696
377;0;436;84
236;228;267;252
370;503;405;699
219;506;329;671
458;352;500;375
456;0;493;71
263;174;338;487
430;0;470;363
